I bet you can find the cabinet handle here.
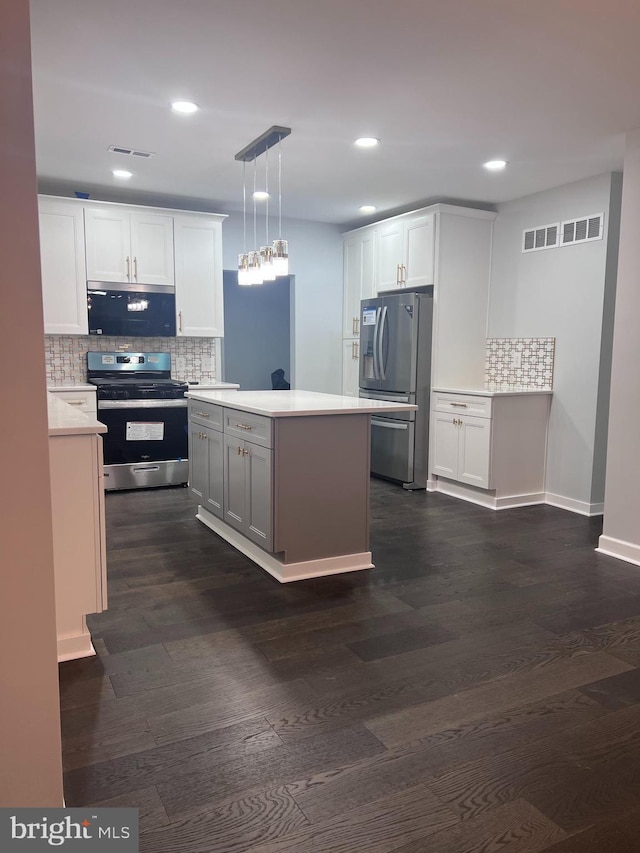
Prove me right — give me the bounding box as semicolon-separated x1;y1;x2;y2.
352;316;359;335
352;341;359;360
134;256;138;281
235;423;253;430
125;256;130;280
178;311;183;333
396;263;401;286
242;448;249;456
66;400;85;406
401;264;407;284
237;446;242;455
450;402;468;408
194;410;209;418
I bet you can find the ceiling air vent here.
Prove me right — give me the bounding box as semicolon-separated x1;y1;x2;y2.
108;145;156;159
560;213;604;246
522;223;560;253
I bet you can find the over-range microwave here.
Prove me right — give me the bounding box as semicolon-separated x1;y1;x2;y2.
87;281;176;337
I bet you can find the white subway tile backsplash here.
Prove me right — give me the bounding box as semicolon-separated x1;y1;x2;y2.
44;336;218;385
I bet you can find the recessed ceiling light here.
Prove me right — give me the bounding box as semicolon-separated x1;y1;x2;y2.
359;205;377;214
354;137;380;148
483;159;508;171
171;100;199;114
252;191;270;201
112;169;133;179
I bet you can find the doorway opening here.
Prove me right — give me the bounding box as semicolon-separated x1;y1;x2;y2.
221;270;294;390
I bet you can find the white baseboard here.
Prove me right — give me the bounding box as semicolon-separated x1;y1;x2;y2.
434;479;545;511
597;535;640;567
196;507;374;583
545;492;604;517
426;479;438;492
57;633;96;662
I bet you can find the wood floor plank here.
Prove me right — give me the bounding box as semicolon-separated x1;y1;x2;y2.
287;690;606;824
244;783;460;853
89;786;170;830
139;787;309;853
364;652;632;747
394;799;566;853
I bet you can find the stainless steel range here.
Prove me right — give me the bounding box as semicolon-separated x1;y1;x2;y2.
88;351;188;490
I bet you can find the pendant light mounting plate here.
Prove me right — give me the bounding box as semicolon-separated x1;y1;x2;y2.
235;126;291;162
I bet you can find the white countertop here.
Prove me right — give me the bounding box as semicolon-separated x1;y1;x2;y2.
47;384;96;393
186;389;418;417
47;393;107;436
433;386;553;397
187;382;240;390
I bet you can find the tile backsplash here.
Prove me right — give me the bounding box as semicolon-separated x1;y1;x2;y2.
44;336;218;385
485;337;555;390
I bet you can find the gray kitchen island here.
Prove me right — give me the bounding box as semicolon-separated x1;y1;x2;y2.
186;389;416;582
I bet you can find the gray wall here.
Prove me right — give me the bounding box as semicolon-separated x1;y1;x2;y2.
488;173;621;512
222;270;291;390
222;213;343;393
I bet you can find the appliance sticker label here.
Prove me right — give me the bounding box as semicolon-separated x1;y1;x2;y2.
148;356;160;363
362;307;377;326
101;355;115;364
126;422;164;441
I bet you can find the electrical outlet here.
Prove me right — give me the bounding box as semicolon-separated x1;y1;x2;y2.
510;351;522;369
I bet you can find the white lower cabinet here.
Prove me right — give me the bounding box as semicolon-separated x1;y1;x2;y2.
431;412;491;489
342;338;360;397
430;391;551;508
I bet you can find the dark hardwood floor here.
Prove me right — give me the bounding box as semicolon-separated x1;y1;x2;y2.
59;480;640;852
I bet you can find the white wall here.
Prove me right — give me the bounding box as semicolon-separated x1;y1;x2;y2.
488;173;621;512
600;130;640;564
221;213;343;393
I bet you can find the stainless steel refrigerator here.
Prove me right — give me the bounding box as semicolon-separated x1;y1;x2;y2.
359;288;433;489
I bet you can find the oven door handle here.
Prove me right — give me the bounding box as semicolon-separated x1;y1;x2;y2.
98;399;188;410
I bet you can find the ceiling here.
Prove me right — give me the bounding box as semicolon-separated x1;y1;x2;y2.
29;0;640;225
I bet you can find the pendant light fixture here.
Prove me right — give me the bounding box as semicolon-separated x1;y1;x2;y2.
235;126;291;285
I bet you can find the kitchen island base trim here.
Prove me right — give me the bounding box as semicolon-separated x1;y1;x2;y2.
196;506;374;582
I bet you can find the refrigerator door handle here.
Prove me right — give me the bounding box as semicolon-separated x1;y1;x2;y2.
372;307;382;379
378;305;388;380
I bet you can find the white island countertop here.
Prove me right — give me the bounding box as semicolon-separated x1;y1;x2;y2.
433;386;553;397
47;393;107;436
186;389;417;418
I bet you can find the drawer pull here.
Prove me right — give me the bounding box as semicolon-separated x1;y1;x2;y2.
67;400;85;406
194;410;210;418
235;423;253;430
450;402;468;407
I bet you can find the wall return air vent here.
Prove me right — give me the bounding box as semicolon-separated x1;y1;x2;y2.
108;145;155;159
522;223;560;253
561;213;604;246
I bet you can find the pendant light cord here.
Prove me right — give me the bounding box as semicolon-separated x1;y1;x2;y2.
243;160;247;252
278;135;282;239
253;155;257;251
265;146;269;245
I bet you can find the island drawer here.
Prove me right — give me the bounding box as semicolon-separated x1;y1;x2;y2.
189;400;223;431
432;392;492;419
48;388;97;415
224;410;273;448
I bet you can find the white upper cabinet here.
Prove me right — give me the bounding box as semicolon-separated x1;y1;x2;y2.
373;212;435;292
343;228;375;338
85;204;174;285
39;198;88;335
174;214;225;337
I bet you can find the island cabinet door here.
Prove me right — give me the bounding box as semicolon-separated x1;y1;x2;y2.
223;433;247;533
204;427;224;518
245;444;273;552
188;424;209;503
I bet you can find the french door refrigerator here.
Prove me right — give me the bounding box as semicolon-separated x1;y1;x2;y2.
359;288;433;489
